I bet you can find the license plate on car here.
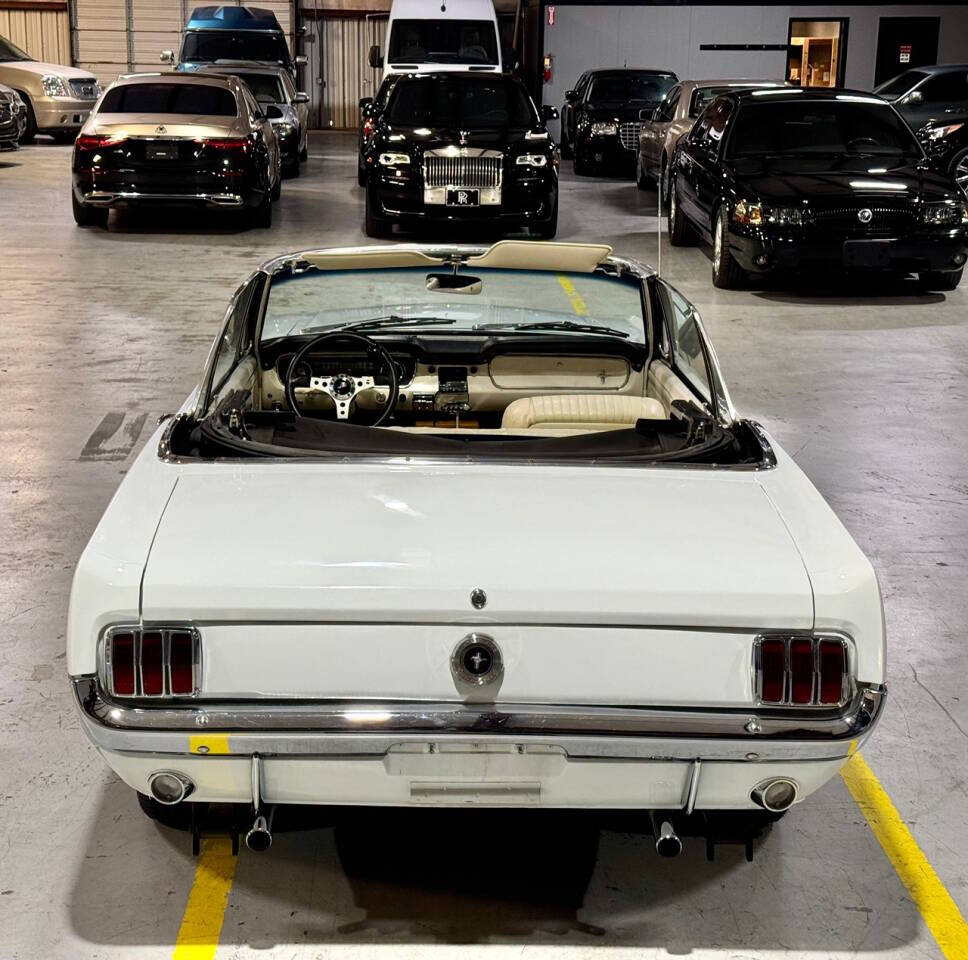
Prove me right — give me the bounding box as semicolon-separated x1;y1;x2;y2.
146;143;177;161
843;240;891;268
446;188;479;207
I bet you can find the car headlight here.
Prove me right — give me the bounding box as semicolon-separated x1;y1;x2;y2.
275;122;294;137
590;121;617;137
41;74;70;98
516;154;548;168
733;200;810;226
921;201;968;225
922;122;964;142
378;152;410;166
732;200;763;225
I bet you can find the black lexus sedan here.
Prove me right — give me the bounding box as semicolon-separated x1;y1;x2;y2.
362;73;559;238
668;88;968;290
917;117;968;196
561;68;677;176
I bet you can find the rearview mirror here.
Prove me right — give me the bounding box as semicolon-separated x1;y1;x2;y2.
160;50;175;65
639;107;654;121
294;54;308;66
426;273;482;295
359;96;374;112
904;89;923;104
541;104;559;121
266;104;283;120
368;45;383;69
564;89;578;102
293;92;310;104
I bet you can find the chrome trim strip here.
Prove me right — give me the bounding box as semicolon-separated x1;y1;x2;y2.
84;191;243;207
73;678;885;763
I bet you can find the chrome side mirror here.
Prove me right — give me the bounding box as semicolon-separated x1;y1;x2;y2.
160;50;175;65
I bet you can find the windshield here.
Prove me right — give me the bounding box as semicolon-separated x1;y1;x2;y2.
0;36;31;62
727;99;921;158
181;31;290;65
261;267;646;343
99;83;238;116
387;19;498;65
386;76;536;129
235;73;284;104
875;70;929;97
589;73;676;104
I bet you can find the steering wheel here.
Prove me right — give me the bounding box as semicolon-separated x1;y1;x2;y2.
284;331;399;426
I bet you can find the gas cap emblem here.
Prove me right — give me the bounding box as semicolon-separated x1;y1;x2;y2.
155;125;167;135
452;633;503;686
857;208;873;224
470;587;487;609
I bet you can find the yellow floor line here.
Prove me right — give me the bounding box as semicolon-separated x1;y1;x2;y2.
172;837;239;960
557;274;589;315
841;752;968;959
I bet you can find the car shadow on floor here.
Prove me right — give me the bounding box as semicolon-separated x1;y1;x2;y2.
68;780;922;952
88;205;265;237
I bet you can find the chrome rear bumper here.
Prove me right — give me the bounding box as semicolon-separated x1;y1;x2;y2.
82;191;244;207
73;678;885;763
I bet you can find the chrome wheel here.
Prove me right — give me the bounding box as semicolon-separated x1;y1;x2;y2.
714;215;723;268
669;185;676;227
954;153;968;195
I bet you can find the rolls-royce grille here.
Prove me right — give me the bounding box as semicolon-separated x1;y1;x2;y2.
618;122;640;151
69;78;100;100
424;155;502;188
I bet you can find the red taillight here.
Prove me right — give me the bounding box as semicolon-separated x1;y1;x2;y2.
76;134;124;151
756;635;849;707
818;640;847;704
198;137;249;153
105;627;197;697
362;117;375;137
169;631;195;695
110;631;136;695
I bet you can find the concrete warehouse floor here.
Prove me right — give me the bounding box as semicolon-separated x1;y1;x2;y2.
0;132;966;960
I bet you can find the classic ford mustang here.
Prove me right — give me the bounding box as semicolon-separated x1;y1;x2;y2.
69;240;885;855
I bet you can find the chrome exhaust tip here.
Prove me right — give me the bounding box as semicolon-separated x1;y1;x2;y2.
750;777;799;813
148;770;194;805
245;814;272;852
654;820;683;858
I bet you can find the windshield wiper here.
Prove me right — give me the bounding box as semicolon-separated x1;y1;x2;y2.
299;315;458;335
474;320;630;338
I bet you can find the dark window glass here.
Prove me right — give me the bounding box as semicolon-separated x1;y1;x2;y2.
875;69;930;96
387;19;498;65
181;30;290;64
0;36;31;61
657;86;679;122
691;97;732;153
99;83;238;116
375;75;400;109
386;76;535;129
236;73;285;104
727;100;921;158
919;71;968;102
588;73;676;105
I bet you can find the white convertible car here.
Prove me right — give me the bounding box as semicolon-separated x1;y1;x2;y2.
69;240;885;856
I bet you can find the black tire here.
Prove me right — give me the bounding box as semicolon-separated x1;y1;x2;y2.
667;177;697;246
574;152;591;176
72;191;108;227
364;186;392;238
286;157;300;179
51;129;77;144
533;198;558;239
18;93;36;143
559;122;573;160
299;143;308;162
357;160;367;187
711;206;747;289
137;791;195;832
270;169;281;201
249;190;273;228
659;157;670;212
635;152;650;191
918;267;963;291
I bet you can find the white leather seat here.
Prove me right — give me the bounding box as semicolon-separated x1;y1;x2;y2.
501;394;666;430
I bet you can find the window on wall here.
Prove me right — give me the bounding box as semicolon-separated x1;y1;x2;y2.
787;19;849;89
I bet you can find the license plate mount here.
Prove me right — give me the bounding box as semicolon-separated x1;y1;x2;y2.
843;239;892;268
146;142;177;161
446;188;480;207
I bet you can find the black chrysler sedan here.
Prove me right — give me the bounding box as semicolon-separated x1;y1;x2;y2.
362;73;559;238
668;88;968;290
561;68;677;176
917;116;968;195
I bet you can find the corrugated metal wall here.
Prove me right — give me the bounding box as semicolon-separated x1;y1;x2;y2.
74;0;294;88
305;15;385;130
0;6;71;64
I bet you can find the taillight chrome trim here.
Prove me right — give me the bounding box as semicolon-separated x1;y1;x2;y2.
100;625;201;699
752;632;853;709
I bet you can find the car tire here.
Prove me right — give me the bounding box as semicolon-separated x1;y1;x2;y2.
667;178;697;246
534;198;558;239
51;130;77;144
72;191;108;227
17;93;36;143
286;158;300;179
948;147;968;194
357;162;367;187
270;168;281;201
364;186;391;238
250;191;273;228
659;157;670;212
918;267;963;291
299;143;308;162
635;153;650;191
137;791;195;832
560;125;573;160
574;152;591;176
712;206;747;289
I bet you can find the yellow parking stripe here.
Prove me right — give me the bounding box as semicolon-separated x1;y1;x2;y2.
172;837;238;960
557;275;589;315
841;753;968;959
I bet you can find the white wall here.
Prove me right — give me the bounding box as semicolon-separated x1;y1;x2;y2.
541;3;968;134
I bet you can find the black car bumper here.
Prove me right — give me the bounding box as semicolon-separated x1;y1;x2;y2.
727;223;968;274
575;133;636;169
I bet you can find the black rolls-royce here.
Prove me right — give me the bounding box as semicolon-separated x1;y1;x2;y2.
362;73;559;239
668;88;968;290
561;68;677;176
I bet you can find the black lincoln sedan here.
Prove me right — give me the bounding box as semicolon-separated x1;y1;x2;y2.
561;68;677;176
362;73;559;239
668;88;968;290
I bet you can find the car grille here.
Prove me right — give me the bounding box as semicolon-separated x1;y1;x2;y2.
69;78;100;100
809;202;918;236
423;153;502;188
618;122;640;151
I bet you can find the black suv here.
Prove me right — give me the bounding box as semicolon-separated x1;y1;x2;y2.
560;68;677;176
363;72;559;238
668;88;968;290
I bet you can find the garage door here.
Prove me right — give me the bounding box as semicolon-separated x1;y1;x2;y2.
0;4;71;65
75;0;294;89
